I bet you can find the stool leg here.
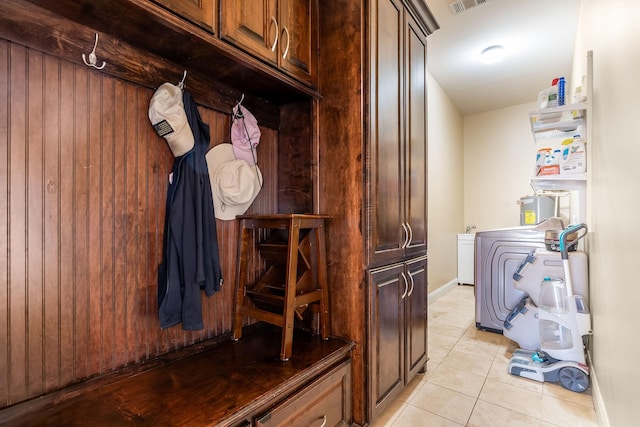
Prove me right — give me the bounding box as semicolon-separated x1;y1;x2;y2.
316;222;331;340
232;221;251;341
280;219;300;361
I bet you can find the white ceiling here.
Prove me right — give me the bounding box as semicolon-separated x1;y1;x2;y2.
425;0;581;115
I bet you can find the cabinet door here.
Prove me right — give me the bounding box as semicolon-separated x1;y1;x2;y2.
152;0;216;32
368;262;406;420
405;256;428;383
369;0;405;264
220;0;278;65
404;13;428;256
278;0;317;85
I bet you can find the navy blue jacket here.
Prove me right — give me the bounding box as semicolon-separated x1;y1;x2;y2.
158;91;223;330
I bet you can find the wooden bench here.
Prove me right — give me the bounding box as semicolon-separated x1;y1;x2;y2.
0;324;353;427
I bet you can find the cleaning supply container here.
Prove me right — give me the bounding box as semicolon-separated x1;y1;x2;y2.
538;85;558;109
561;135;586;174
535;148;552;176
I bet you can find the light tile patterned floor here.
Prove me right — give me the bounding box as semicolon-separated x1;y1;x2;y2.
370;285;599;426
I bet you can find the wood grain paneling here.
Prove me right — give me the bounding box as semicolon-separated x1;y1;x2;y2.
0;38;284;407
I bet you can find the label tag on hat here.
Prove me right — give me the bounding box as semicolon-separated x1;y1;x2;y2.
153;119;175;138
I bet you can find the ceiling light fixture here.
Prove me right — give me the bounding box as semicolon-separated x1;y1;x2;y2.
481;45;505;64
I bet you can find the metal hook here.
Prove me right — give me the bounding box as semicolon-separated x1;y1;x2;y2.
178;70;187;90
233;94;245;119
82;33;106;70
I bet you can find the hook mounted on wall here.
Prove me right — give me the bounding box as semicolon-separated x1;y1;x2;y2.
233;94;245;119
178;70;187;90
82;33;106;70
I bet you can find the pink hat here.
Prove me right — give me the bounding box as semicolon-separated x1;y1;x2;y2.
231;104;260;166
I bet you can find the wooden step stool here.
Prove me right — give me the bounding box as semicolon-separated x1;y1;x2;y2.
232;214;331;361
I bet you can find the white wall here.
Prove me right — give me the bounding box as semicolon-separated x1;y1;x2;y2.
572;1;640;425
428;0;640;423
463;102;540;231
427;72;464;292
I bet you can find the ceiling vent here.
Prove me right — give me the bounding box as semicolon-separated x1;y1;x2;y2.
449;0;489;15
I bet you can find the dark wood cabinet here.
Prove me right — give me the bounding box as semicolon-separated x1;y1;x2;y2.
366;1;429;419
278;0;317;86
220;0;278;64
404;14;428;258
368;255;427;420
318;1;436;423
405;256;428;381
368;0;404;263
368;263;406;415
368;0;428;266
152;0;216;32
220;0;318;86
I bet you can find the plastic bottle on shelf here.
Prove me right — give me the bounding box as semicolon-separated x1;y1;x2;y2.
560;135;587;174
538;79;559;109
573;75;587;103
558;77;566;106
535;148;552;176
539;149;560;175
572;75;587;119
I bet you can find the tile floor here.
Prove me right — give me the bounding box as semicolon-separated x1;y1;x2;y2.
371;285;599;426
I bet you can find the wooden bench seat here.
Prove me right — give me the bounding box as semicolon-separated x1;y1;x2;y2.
0;325;353;427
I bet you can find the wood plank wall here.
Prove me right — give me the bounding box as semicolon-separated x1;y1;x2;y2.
0;39;278;407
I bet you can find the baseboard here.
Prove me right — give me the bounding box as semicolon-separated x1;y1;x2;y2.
587;350;610;427
428;278;459;305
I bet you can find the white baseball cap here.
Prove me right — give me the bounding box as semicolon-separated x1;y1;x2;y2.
148;83;194;157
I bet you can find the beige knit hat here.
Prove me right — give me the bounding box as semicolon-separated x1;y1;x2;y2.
148;83;194;157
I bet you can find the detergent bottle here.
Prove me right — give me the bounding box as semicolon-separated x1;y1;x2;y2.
538;78;559;109
560;135;586;174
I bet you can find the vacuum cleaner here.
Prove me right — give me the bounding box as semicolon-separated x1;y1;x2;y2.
503;223;591;392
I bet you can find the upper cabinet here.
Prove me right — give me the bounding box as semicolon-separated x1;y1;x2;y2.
367;0;428;265
152;0;216;33
220;0;318;87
